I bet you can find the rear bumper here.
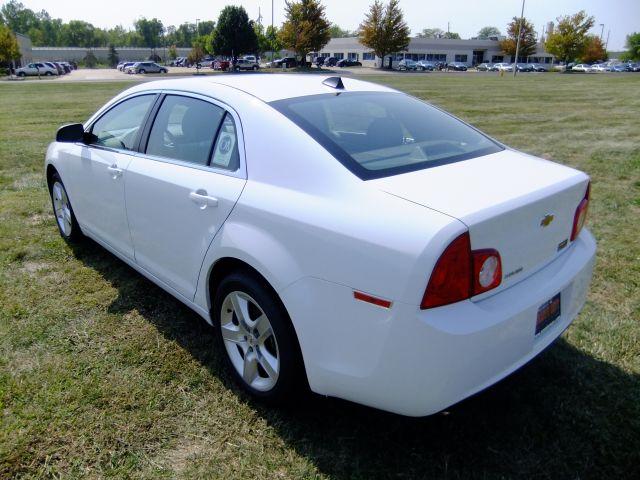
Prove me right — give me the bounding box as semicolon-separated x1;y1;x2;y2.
282;229;596;417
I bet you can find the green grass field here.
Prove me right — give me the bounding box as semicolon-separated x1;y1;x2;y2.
1;73;639;479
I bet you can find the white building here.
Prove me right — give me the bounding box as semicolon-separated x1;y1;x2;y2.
318;37;554;67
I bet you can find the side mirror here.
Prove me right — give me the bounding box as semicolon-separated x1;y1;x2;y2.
56;123;85;143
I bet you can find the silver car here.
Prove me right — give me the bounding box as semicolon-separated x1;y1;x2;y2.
125;62;168;74
15;62;58;77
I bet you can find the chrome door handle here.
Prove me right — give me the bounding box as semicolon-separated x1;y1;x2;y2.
107;164;123;178
189;189;219;209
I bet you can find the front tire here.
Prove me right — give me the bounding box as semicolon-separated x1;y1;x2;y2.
213;270;303;404
49;173;83;242
139;69;146;74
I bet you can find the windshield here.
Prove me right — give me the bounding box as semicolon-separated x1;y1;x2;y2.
270;92;503;179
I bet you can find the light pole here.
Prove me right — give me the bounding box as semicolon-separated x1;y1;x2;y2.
196;18;200;39
599;24;605;41
271;0;274;63
513;0;526;77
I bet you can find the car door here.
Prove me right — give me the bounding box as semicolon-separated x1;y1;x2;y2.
125;93;246;299
67;93;157;259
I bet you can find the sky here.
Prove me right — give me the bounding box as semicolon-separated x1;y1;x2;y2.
12;0;640;50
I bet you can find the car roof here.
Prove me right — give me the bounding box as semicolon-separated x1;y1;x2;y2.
130;74;397;103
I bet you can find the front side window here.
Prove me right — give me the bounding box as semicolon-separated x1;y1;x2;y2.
90;94;155;150
146;95;225;166
270;92;503;180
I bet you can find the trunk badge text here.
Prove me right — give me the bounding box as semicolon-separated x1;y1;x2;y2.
540;214;555;228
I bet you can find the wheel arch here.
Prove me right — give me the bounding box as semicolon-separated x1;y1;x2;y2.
206;255;310;387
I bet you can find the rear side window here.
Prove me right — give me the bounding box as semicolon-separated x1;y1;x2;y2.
146;95;225;166
90;94;155;151
270;92;503;180
210;114;240;171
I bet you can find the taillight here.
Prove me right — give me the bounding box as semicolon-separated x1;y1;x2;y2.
570;182;590;241
421;232;502;309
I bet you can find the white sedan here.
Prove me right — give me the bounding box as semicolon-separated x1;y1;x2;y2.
45;75;596;416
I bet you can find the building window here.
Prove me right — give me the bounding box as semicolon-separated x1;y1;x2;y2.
426;53;446;62
363;52;375;60
455;54;468;62
348;52;359;60
491;55;504;63
333;53;344;59
320;52;330;57
393;53;404;61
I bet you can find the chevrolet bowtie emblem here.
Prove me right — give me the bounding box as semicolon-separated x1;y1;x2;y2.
540;214;555;227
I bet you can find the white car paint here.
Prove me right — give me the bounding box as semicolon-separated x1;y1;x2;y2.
45;74;596;416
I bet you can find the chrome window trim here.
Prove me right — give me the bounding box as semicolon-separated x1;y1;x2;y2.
133;89;247;180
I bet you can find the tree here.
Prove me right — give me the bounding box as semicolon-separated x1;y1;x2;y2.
329;23;352;38
187;44;204;66
443;31;460;39
60;20;96;47
134;17;164;49
417;28;444;38
621;32;640;61
0;24;21;74
197;20;215;38
209;6;257;57
83;49;97;68
580;36;607;63
107;43;119;67
359;0;410;69
477;26;500;39
265;25;283;54
500;16;537;61
279;0;331;66
544;11;595;65
168;44;177;60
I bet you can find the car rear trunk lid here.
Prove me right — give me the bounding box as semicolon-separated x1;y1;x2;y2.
370;149;590;296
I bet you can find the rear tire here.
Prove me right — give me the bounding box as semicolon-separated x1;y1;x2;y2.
18;71;25;77
45;71;52;76
139;69;146;74
213;270;304;405
49;172;83;243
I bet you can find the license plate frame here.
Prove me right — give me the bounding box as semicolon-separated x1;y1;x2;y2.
536;293;561;335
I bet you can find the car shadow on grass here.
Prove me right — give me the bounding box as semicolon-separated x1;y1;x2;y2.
71;239;640;479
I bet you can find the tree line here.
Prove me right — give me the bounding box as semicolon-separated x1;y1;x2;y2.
1;0;639;69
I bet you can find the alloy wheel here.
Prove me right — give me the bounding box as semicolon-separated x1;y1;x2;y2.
52;181;72;236
220;291;280;391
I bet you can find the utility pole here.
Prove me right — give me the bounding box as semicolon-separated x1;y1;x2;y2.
599;23;605;41
605;30;610;50
513;0;526;77
271;0;274;63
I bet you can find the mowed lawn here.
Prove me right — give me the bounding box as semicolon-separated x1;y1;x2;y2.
0;73;638;479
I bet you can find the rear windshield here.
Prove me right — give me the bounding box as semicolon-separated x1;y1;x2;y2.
270;92;502;179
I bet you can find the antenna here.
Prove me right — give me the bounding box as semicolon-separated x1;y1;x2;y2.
322;77;345;89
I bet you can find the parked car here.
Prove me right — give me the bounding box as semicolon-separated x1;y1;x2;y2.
44;62;64;75
314;56;326;68
212;59;229;70
572;64;594;72
630;63;640;72
272;57;297;68
47;75;595;417
15;62;58;77
396;59;417;71
118;62;135;72
515;63;535;72
234;58;260;71
125;62;168;74
610;64;631;72
336;59;362;67
531;63;549;72
57;61;72;73
492;63;513;72
416;60;435;71
447;62;468;71
241;55;258;63
323;56;339;67
590;64;608;72
476;63;492;71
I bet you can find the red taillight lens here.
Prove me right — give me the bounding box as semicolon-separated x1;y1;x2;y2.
421;232;503;309
571;182;590;241
421;232;472;309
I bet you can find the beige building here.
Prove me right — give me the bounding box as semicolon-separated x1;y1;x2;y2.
318;37;554;67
